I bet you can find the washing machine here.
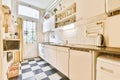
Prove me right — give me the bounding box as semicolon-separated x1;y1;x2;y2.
96;55;120;80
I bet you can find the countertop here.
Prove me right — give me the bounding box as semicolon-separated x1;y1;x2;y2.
41;42;120;55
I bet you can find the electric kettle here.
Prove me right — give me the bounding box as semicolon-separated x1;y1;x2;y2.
96;34;105;47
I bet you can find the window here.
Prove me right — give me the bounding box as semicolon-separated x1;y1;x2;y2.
18;5;39;19
23;20;36;43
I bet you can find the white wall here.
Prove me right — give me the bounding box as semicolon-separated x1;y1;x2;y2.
45;0;120;48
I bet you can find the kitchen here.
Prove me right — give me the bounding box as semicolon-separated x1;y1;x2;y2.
0;0;120;80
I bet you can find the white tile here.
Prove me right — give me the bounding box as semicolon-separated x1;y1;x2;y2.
35;72;47;80
21;65;30;69
22;72;34;79
41;66;52;72
37;61;46;65
29;61;36;64
49;73;62;80
31;66;40;71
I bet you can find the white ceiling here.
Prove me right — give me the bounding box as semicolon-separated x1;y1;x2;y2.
18;0;56;9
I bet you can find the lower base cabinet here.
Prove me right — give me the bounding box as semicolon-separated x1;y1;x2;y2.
56;47;69;77
69;50;92;80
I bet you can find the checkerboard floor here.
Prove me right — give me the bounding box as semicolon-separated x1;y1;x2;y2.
9;57;69;80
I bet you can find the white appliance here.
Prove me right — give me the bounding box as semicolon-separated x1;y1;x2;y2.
96;55;120;80
38;44;45;59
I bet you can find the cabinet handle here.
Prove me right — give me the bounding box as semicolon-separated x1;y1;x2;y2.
101;67;114;74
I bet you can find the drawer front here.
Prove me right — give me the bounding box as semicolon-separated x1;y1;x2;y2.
97;60;120;80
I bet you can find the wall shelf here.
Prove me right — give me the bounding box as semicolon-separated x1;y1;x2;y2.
55;3;76;28
56;13;76;23
3;39;20;41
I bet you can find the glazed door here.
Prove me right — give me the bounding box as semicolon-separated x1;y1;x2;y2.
23;20;38;59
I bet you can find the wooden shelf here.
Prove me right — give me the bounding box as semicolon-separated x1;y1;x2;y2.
55;3;76;28
56;13;76;23
56;3;76;15
3;39;20;41
3;50;20;52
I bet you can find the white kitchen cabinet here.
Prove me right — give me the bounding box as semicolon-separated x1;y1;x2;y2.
69;50;92;80
48;45;57;67
76;0;105;20
38;44;45;59
56;47;69;77
97;56;120;80
44;45;57;67
43;16;55;32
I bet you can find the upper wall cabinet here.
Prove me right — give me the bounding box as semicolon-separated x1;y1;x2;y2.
105;0;120;17
43;16;55;32
76;0;105;20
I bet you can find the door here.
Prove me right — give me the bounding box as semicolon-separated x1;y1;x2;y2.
56;47;69;77
23;20;38;59
69;50;92;80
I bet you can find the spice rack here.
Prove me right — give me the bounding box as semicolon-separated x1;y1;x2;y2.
55;3;76;28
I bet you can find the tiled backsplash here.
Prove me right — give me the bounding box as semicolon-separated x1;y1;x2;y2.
45;14;120;47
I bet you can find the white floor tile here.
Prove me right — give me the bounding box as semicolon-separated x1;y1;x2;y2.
31;66;40;71
22;72;34;79
35;72;47;80
49;73;62;80
29;61;36;64
42;66;52;72
37;61;46;65
21;65;30;69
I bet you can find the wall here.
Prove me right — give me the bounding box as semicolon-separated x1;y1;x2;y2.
47;0;120;48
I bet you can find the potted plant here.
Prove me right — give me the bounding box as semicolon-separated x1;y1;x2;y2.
53;8;57;13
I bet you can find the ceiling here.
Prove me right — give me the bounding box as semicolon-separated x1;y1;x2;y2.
18;0;57;9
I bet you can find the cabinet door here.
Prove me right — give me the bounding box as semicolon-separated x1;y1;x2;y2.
44;45;57;67
43;20;50;32
56;47;69;77
97;59;120;80
69;50;92;80
43;16;55;32
49;46;57;67
76;0;105;19
44;45;51;63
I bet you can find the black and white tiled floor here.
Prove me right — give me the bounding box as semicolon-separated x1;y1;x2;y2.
9;57;69;80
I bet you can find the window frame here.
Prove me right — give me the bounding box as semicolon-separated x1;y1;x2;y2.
16;1;40;44
16;1;40;20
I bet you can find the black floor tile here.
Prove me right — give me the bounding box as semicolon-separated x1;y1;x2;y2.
22;68;32;73
33;69;43;75
30;63;38;67
45;68;58;76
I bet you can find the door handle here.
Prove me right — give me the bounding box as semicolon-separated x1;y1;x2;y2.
101;67;114;74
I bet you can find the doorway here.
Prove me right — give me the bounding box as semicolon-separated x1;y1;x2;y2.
23;20;38;59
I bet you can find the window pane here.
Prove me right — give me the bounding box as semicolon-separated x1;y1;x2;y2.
23;20;36;43
18;5;39;19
